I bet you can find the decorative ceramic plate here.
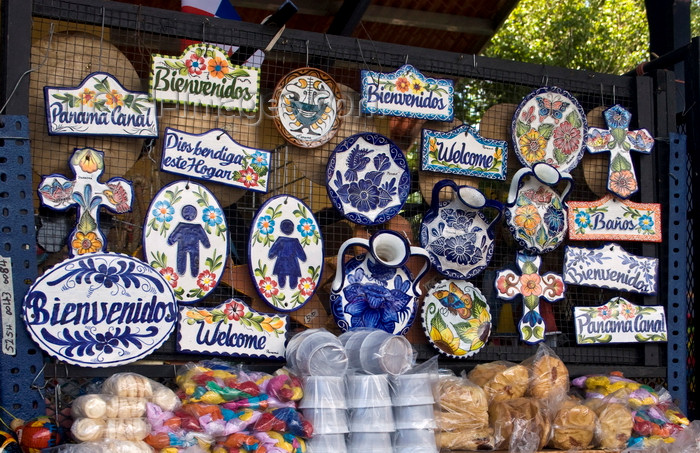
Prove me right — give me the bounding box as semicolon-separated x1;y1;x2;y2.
512;86;587;173
271;67;343;148
326;132;410;225
422;279;491;359
23;253;176;367
249;195;324;312
143;181;228;303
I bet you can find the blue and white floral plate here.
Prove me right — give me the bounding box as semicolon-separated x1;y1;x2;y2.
326;132;410;225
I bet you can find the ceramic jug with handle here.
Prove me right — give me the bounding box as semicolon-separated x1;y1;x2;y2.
330;230;431;335
505;162;573;254
420;179;503;280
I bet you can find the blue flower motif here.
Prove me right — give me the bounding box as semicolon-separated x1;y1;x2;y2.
440;208;473;230
343;282;411;333
638;214;654;231
443;233;482;266
347;178;381;212
373;153;391;171
202;206;224;227
543;206;565;235
575;211;590;228
343;147;371;182
251;151;268;167
297;218;316;237
94;263;120;288
152;200;174;223
604;105;632;129
257;215;275;235
94;331;120;353
522;310;543;327
347;268;366;284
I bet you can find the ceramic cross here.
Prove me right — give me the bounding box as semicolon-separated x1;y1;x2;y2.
584;104;654;199
494;251;565;344
37;147;133;257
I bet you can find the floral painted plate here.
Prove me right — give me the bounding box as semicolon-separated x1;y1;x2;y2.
422;279;491;359
326;132;410;225
512;86;587;173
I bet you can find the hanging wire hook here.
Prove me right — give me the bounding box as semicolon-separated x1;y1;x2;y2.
405;54;409;66
305;40;309;67
356;39;369;70
98;7;106;72
600;83;605;106
612;85;616;105
324;34;333;51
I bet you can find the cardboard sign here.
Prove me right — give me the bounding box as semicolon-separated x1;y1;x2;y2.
574;297;667;344
361;64;454;121
45;72;157;137
178;299;288;359
150;44;260;112
421;124;507;180
568;195;662;242
23;253;177;367
563;244;658;295
161;127;270;192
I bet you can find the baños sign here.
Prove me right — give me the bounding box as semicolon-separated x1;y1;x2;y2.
568;194;661;242
574;297;667;344
178;298;288;360
150;44;260;112
45;72;157;137
161;127;270;192
361;64;454;121
421;124;507;180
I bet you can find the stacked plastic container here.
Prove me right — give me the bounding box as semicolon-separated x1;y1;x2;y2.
391;373;438;453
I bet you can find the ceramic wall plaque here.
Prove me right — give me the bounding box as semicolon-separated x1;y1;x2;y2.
249;195;324;312
161;127;270;192
45;72;157;137
326;132;410;225
422;279;491;359
361;64;454;121
23;253;177;367
421;124;507;180
144;181;228;303
178;298;288;359
37;148;134;257
271;67;343;148
585;104;654;199
574;297;667;344
512;86;587;173
568;194;662;242
150;43;260;112
563;243;658;295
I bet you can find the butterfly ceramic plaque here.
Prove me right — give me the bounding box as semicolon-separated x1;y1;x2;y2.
422;279;491;359
143;181;228;303
568;194;662;242
512;86;587;173
45;72;157;137
271;67;343;148
249;195;324;312
574;297;667;344
178;298;289;359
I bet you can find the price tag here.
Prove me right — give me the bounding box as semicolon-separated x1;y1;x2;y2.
0;256;15;356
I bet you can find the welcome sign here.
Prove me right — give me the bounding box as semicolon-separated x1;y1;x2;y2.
574;297;667;344
568;195;662;242
161;127;270;192
178;299;288;359
45;72;157;137
361;64;454;121
150;44;260;112
421;124;507;180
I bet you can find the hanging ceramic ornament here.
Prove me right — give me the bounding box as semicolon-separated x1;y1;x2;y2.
37;147;134;257
584;104;654;199
420;180;503;279
504;163;572;254
568;194;662;242
249;195;324;312
143;181;228;303
494;251;566;344
574;297;667;344
422;279;491;358
512;86;587;173
326;132;410;225
271;67;343;148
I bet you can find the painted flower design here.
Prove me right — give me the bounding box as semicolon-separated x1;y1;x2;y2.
186;53;205;75
257;215;275;235
72;231;102;255
105;89;124;108
396;77;410;93
197;270;217;291
443;234;481;266
259;277;279;298
347;179;381;212
238;167;259;188
152;200;174;223
261;317;285;333
513;204;541;236
80;88;96;107
543;205;565;235
609;170;637;197
519;273;542;297
251;151;268;166
638;214;654;231
519;129;547;163
202;206;224;227
297;218;316;237
343;279;411;333
440;208;473;231
496;273;519;296
553;121;581;155
76;148;102;174
410;78;425;94
543;275;565;298
224;300;246;321
597;305;614;320
522;310;543;327
430;324;466;356
575;211;591;228
619;301;638;319
159;267;179;288
207;57;229;79
586;129;612;151
605;105;631;129
297;277;316;296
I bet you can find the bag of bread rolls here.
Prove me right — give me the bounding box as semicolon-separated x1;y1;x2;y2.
549;398;597;450
584;396;634;449
489;397;551;451
71;395;147;419
523;343;570;400
101;372;180;412
467;360;511;387
39;439;152;453
71;417;150;442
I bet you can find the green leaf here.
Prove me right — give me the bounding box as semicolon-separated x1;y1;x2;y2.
521;259;538;275
566;111;582;128
553;146;568;164
611;127;627;145
533;325;545;339
77;212;97;234
538;123;555;140
535;226;547;246
516;120;530;137
453;322;474;343
230;69;250;78
431;312;447;332
611;153;632;172
522;326;532;340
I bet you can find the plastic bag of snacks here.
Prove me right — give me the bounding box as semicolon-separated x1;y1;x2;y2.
71;394;148;419
70;417;150;442
39;439;153;453
522;343;570;401
101;372;180;412
489;397;551;452
584;392;634;450
547;396;597;450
